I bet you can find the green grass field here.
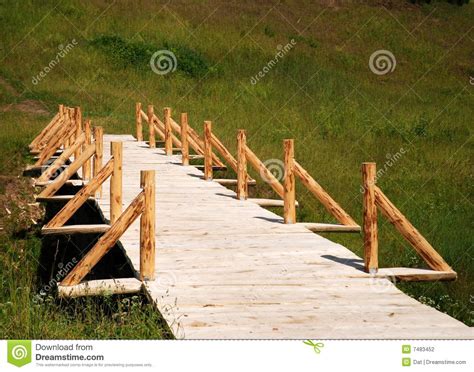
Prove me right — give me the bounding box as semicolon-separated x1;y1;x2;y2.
0;0;472;338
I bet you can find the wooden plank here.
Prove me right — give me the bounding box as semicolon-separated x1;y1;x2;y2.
36;195;95;203
35;179;89;187
41;224;111;235
299;222;361;233
247;198;299;207
375;268;457;282
58;278;142;298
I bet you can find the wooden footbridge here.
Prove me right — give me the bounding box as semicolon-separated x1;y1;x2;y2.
28;104;473;339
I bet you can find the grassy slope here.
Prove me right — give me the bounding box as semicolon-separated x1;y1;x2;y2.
0;0;472;333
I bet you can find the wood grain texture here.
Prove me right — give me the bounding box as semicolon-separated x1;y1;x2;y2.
147;105;155;148
58;278;142;298
93;126;104;197
140;170;156;281
164;107;173;156
180;113;189;166
362;162;378;272
245;145;284;198
110;142;123;224
136;102;143;141
283;139;296;224
204;121;213;181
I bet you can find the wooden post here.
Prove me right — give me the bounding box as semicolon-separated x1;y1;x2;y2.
147;105;155;148
362;162;378;273
283;139;296;224
83;119;92;181
237;130;248;200
181;113;189;166
374;186;452;272
164;107;172;156
204;121;213;181
74;107;82;160
93;126;103;197
140;170;156;281
136;102;143;141
110;142;123;224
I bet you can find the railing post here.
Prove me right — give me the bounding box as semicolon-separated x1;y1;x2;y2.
93;126;103;197
136;102;143;141
140;170;156;281
164;107;172;156
204;121;213;180
362;162;378;273
237;129;248;200
283;139;296;224
74;107;82;159
147;105;155;148
110;142;123;224
83;119;92;181
181;113;189;166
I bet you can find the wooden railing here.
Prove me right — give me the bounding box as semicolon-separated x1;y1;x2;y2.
60;169;156;285
362;162;455;278
29;108;158;292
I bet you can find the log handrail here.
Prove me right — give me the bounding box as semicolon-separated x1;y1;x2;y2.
61;170;156;286
38;143;97;198
37;132;86;182
29;109;61;150
363;162;454;274
45;157;115;228
244;144;284;199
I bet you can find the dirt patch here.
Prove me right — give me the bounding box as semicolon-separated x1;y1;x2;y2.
1;99;50;115
0;76;49;115
0;175;43;237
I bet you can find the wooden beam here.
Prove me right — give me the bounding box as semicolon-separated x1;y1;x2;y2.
32;106;64;152
45;158;114;228
245;145;284;199
37;132;85;182
110;142;123;224
147;105;155;148
74;107;82;160
299;222;361;233
237;130;248;200
213;178;256;186
374;186;453;272
283;139;296;224
211;132;238;173
181;113;189;166
247;198;299;207
374;268;456;282
58;278;142;298
36;195;95;203
204;121;213;181
164;107;173;156
35;179;89;187
42;224;111;235
61;191;145;286
136;102;143;141
362;162;378;273
38;143;96;198
140;170;155;281
83;119;92;180
294;160;358;227
93;126;104;197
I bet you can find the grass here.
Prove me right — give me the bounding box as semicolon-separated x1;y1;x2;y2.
0;0;472;336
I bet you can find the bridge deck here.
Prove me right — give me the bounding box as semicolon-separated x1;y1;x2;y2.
96;134;472;339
